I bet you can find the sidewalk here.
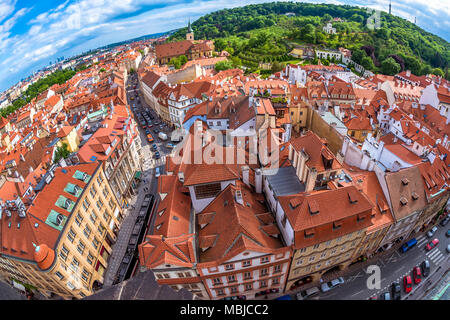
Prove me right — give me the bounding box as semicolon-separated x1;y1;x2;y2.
102;136;154;288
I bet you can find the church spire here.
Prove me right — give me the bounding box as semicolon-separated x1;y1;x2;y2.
389;0;392;15
188;18;192;33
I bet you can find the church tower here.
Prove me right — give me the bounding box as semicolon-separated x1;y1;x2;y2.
389;0;392;15
186;18;194;41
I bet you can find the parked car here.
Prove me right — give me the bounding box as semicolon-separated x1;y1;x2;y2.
155;167;160;178
447;244;450;254
399;238;417;253
446;229;450;237
412;266;422;284
403;275;413;293
145;129;150;134
426;238;439;251
391;282;401;300
296;287;320;300
154;129;160;134
380;292;391;300
369;296;378;300
166;143;175;149
320;277;344;292
420;260;430;277
441;216;450;226
427;226;438;238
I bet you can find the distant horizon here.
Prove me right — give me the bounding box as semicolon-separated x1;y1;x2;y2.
1;0;449;94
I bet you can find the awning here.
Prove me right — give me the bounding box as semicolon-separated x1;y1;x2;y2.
134;171;142;180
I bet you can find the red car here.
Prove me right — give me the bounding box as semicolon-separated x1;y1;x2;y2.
426;238;439;251
403;275;413;293
412;266;422;284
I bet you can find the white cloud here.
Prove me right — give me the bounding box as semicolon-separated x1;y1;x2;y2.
0;0;448;92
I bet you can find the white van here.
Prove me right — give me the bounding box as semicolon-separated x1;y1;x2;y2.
296;286;320;300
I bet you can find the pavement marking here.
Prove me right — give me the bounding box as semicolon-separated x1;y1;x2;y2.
427;249;441;259
416;236;428;247
434;254;445;265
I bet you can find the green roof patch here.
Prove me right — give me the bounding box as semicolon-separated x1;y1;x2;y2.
45;210;67;231
64;183;82;197
55;195;75;212
73;170;91;183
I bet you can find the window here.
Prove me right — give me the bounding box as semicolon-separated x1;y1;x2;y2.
274;265;281;273
272;277;280;285
228;275;236;283
296;259;303;266
244;272;252;280
261;256;269;264
225;264;234;271
242;260;251;267
67;228;76;243
102;187;110;199
213;278;221;285
81;269;90;282
92;237;99;250
83;225;91;238
313;244;320;250
103;212;111;223
177;273;184;278
217;289;224;296
108;199;115;210
89;187;96;199
96;200;104;211
82;199;90;212
97;224;105;236
60;245;69;261
55;272;64;280
87;252;94;265
245;283;252;291
75;213;83;227
309;256;315;262
260;268;268;277
260;280;267;288
321;252;326;258
230;287;238;294
90;212;97;224
299;248;306;253
97;174;104;185
77;241;85;255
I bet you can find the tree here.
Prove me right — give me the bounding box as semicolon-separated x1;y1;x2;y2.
54;143;70;164
129;68;136;74
381;57;401;75
361;56;375;70
351;48;365;65
403;55;422;76
300;24;316;43
215;60;234;71
271;61;283;73
432;68;444;77
420;64;433;76
99;68;106;73
214;38;227;52
231;56;242;67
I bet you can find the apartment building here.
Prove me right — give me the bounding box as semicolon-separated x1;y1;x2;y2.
78;109;142;208
0;162;123;299
274;186;373;291
197;181;291;300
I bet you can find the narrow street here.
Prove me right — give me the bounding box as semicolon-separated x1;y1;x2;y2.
316;221;449;300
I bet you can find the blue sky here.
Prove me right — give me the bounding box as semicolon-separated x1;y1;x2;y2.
1;0;449;93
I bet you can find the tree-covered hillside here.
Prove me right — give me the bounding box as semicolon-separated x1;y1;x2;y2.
169;2;449;79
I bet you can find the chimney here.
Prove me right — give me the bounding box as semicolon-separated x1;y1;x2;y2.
242;166;249;186
406;70;411;77
255;168;262;193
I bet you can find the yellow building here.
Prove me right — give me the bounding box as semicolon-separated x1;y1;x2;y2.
57;126;80;152
0;162;123;299
344;117;374;143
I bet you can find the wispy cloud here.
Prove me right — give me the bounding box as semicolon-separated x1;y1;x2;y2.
0;0;448;92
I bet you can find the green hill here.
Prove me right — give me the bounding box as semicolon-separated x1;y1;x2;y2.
169;2;449;79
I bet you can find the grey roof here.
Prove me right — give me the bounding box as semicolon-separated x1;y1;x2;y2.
265;166;305;197
83;270;194;300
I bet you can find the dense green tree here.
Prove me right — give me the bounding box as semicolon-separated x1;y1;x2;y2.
381;57;401;75
54;143;71;164
432;68;444;77
351;48;365;65
361;56;375;70
271;61;283;73
215;60;234;71
421;64;433;75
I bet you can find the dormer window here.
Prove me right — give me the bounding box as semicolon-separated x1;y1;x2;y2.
304;228;315;238
411;192;419;200
400;197;408;206
333;221;342;230
401;178;409;185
